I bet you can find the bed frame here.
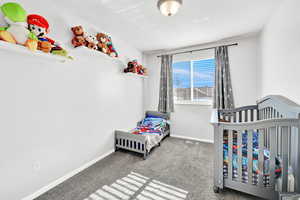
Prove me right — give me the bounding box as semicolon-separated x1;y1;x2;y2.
115;111;170;160
211;95;300;200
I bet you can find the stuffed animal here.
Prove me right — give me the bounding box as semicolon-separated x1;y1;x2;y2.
124;60;138;73
107;36;118;57
27;14;59;51
124;60;148;76
71;26;86;48
97;42;109;54
85;34;98;50
27;14;71;58
0;2;37;50
71;25;84;36
70;27;119;58
96;33;110;54
72;35;86;47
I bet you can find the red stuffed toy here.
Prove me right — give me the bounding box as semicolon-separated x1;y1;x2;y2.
27;14;61;52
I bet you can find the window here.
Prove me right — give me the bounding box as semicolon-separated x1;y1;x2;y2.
173;58;215;105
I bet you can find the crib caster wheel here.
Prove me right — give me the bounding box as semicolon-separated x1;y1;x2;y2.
213;186;221;193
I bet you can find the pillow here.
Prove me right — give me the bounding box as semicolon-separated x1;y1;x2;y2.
145;114;163;119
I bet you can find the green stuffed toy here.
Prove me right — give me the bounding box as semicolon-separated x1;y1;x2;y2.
51;48;73;60
0;2;37;50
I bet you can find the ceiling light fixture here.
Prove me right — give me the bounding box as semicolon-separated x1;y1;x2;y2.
157;0;182;17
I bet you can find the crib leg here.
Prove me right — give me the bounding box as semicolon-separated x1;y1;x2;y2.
143;151;148;160
115;147;119;152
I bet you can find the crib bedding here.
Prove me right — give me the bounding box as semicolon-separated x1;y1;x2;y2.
130;117;168;151
223;131;282;184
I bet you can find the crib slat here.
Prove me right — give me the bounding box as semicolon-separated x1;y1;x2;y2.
245;110;248;122
237;131;243;183
270;108;273;118
239;111;242;122
281;126;289;192
296;121;300;193
228;130;233;181
233;112;237;123
247;130;253;185
269;127;276;189
250;109;254;121
258;129;264;187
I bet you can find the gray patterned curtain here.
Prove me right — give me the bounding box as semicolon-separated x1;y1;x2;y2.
213;46;235;109
158;54;174;113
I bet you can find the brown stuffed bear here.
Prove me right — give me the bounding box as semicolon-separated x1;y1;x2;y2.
72;36;86;47
71;26;84;36
71;26;86;48
96;33;110;54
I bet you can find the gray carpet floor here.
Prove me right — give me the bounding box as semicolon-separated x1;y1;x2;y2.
36;137;262;200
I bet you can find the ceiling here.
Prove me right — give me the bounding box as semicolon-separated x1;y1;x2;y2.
45;0;283;52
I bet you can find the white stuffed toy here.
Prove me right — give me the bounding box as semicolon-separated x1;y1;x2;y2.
0;2;37;50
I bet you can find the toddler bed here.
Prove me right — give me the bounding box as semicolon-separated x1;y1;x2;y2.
115;111;170;159
211;95;300;200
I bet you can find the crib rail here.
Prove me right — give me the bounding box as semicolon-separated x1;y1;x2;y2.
219;118;300;130
218;105;258;122
213;118;300;200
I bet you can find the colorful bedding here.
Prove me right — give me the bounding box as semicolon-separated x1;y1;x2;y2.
130;117;168;151
131;117;167;135
223;131;282;182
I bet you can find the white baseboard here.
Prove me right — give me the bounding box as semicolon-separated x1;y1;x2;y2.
171;134;214;144
22;149;114;200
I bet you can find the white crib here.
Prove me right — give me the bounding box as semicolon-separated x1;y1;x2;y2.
211;95;300;199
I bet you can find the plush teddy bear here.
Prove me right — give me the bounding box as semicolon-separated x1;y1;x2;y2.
71;26;86;48
72;35;86;47
96;33;110;54
71;26;84;36
85;34;98;50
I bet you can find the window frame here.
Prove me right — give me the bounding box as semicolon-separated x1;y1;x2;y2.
173;57;215;106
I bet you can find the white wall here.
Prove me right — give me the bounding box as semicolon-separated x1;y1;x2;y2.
260;0;300;104
143;35;260;142
0;1;143;200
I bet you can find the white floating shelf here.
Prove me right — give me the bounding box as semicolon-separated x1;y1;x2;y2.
124;72;148;79
0;41;70;62
71;46;126;66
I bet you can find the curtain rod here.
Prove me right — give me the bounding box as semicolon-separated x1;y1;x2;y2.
157;43;238;58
